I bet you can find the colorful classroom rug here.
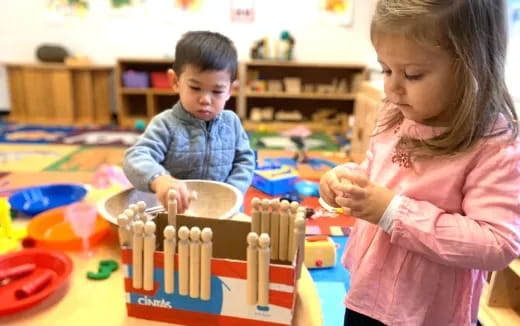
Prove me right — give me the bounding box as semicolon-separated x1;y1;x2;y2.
61;128;141;146
0;121;141;146
0;125;77;144
44;147;127;172
0;144;80;172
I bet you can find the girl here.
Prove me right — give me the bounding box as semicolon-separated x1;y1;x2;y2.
319;1;520;325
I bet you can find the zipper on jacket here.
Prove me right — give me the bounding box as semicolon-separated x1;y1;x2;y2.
201;120;212;179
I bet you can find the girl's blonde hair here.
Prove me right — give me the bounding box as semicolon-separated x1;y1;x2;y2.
372;0;518;157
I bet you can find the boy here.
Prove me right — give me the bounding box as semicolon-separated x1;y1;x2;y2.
123;31;255;213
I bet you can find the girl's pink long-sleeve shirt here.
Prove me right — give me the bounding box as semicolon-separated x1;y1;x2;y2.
343;118;520;326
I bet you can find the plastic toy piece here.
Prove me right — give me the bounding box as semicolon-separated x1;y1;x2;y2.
246;232;259;305
252;166;298;196
200;227;213;301
278;200;290;261
257;233;270;307
143;221;156;291
132;221;144;289
65;202;98;257
0;249;73;317
15;269;54;299
304;236;337;269
178;226;190;296
251;197;261;234
189;227;201;299
86;260;119;280
163;226;176;294
0;264;36;283
8;184;87;217
270;199;280;260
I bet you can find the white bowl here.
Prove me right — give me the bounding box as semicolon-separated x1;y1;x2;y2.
97;180;243;225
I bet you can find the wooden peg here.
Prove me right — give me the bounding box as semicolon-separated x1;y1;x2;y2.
258;233;270;306
163;225;176;294
288;202;299;261
270;199;280;260
168;189;177;227
200;227;213;301
279;200;290;261
143;221;156;291
246;232;259;305
124;208;135;221
189;227;201;299
294;217;305;280
136;201;147;222
117;214;132;247
261;198;270;235
132;220;144;289
251;197;261;234
178;226;190;296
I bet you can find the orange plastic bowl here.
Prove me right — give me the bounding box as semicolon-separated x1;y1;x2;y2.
27;205;111;251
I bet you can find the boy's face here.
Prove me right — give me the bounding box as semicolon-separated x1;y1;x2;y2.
169;64;236;121
374;34;457;126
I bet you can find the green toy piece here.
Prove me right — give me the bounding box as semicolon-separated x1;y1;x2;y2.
86;259;119;280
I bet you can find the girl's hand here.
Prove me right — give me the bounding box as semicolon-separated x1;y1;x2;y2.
151;175;190;213
319;166;354;208
333;171;395;224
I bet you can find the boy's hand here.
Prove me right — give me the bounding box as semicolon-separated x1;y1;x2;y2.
332;171;395;224
150;175;190;213
319;166;354;208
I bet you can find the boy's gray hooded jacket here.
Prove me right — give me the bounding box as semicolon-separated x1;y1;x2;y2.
123;101;255;194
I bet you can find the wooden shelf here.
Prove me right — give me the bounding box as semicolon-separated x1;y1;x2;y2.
242;61;366;135
243;120;345;134
245;92;356;100
6;62;113;125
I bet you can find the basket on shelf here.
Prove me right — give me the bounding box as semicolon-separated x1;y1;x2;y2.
151;72;172;89
122;70;149;88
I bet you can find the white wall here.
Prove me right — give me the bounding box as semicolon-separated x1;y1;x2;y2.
0;0;377;111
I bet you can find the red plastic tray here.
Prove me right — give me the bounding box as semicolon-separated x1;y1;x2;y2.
0;249;73;316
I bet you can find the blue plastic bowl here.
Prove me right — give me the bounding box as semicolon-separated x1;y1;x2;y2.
8;184;88;217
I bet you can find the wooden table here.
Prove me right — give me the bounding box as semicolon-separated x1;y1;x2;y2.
0;230;323;326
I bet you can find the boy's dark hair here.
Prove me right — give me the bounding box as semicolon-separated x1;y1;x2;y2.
173;31;238;80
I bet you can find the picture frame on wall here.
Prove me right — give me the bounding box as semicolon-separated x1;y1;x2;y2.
318;0;354;27
230;0;255;23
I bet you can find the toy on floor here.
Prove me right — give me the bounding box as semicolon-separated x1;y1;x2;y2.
87;259;119;280
0;249;73;316
252;165;299;196
106;185;306;326
0;198;27;254
304;236;337;269
8;184;87;217
26;205;110;251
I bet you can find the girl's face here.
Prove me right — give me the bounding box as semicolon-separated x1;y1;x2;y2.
170;64;235;121
374;34;458;126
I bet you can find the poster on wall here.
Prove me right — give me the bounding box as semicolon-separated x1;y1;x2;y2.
175;0;203;12
230;0;255;23
318;0;354;26
47;0;90;19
